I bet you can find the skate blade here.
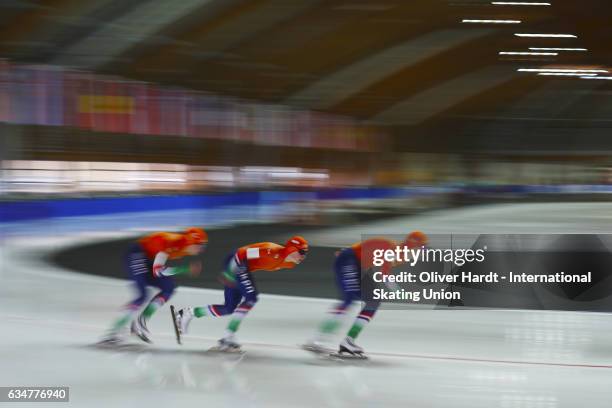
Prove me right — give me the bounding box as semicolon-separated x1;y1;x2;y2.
207;346;245;355
94;340;122;349
170;305;182;345
301;343;334;355
329;352;368;360
130;328;152;344
93;341;144;351
134;334;152;344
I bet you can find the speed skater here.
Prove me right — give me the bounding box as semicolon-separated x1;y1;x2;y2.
99;227;207;345
172;236;308;352
303;231;428;358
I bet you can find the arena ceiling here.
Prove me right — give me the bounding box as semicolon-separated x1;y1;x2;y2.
1;0;612;152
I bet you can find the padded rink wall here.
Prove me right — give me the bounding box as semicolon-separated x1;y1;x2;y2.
0;187;440;223
2;184;612;224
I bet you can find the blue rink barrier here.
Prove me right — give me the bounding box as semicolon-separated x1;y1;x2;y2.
0;187;445;224
0;192;260;223
462;184;612;194
2;184;610;224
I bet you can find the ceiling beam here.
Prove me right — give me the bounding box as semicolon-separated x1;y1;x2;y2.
371;65;517;125
285;28;493;110
51;0;224;69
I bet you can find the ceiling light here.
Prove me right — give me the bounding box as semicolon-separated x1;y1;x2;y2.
580;76;612;80
518;68;608;73
515;33;577;38
492;2;551;5
463;19;521;23
538;73;598;77
499;51;557;56
529;47;587;51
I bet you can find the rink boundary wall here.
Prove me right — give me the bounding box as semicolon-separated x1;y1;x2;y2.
2;184;611;223
0;187;440;223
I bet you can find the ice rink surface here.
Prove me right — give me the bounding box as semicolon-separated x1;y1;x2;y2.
2;202;612;407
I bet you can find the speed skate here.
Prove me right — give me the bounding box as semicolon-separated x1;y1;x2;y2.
207;344;246;355
328;351;368;360
207;346;245;355
330;337;369;360
169;305;182;345
302;341;368;360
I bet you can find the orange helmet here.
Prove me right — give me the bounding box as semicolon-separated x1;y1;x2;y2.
404;231;428;249
286;235;309;253
184;227;208;245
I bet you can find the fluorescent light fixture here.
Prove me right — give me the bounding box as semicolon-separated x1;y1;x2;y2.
580;76;612;80
492;2;551;5
538;73;598;77
463;19;521;23
529;47;588;51
515;33;577;38
518;68;608;73
499;51;557;56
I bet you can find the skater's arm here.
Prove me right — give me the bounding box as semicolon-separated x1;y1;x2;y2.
152;251;190;277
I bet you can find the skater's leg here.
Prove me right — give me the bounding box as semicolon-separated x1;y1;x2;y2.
173;255;242;337
109;294;146;334
337;301;380;356
180;253;241;318
193;286;242;317
302;298;354;353
105;246;149;338
130;275;175;343
142;275;176;320
224;297;257;337
190;253;243;317
222;263;259;341
172;286;241;338
315;248;361;340
317;298;353;338
346;301;379;341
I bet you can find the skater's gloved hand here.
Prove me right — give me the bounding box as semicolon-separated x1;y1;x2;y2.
190;260;202;277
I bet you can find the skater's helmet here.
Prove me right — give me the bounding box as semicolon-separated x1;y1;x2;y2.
404;231;428;249
184;227;208;245
286;235;309;255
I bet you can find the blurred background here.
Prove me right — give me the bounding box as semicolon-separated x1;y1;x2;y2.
2;0;612;301
1;2;612;406
1;0;611;222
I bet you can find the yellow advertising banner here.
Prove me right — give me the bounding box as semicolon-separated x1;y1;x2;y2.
78;95;134;114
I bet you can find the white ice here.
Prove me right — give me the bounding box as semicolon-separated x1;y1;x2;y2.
1;202;612;407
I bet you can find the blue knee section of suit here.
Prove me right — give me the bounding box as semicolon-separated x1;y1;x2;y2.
219;305;236;315
129;273;148;307
126;243;153;306
130;293;147;307
157;279;176;300
242;295;258;306
339;297;355;310
335;248;362;301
